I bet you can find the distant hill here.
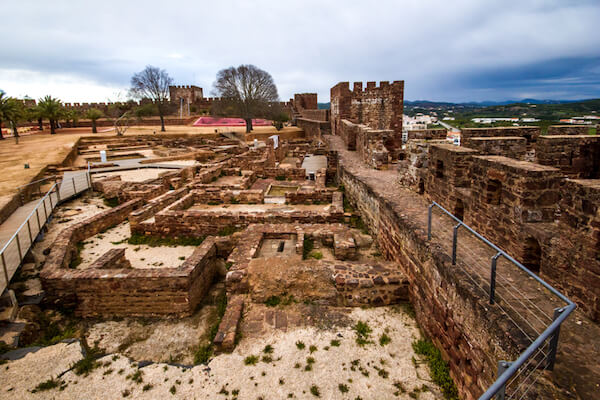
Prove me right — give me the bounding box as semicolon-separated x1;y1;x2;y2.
318;102;330;110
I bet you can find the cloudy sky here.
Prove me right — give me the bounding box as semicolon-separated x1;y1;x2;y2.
1;0;599;103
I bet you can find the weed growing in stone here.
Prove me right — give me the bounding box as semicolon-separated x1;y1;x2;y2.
244;355;259;365
310;385;320;397
72;345;104;376
353;321;373;346
296;341;306;350
32;377;63;393
128;233;205;247
309;345;317;353
170;385;176;394
142;384;153;391
339;383;349;393
412;339;458;400
379;333;392;346
330;339;341;347
263;344;274;354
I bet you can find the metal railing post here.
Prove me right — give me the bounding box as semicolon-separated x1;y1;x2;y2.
1;253;9;287
49;189;53;208
15;234;23;262
427;204;433;240
452;223;461;265
546;307;564;371
42;197;48;220
72;177;76;194
18;186;24;206
35;208;41;230
27;220;33;245
496;361;512;400
490;252;502;304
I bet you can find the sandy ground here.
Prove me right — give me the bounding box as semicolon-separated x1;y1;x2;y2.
0;307;443;399
93;168;174;183
78;221;196;269
155;160;199;166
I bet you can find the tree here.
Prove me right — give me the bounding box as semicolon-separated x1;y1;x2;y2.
5;98;25;143
37;96;64;134
129;66;173;132
86;108;104;133
0;91;9;139
212;64;279;133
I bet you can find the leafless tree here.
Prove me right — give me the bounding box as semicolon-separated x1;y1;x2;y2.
212;65;279;132
129;66;173;132
114;111;132;136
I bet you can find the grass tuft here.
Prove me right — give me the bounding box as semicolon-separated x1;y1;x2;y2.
412;339;458;400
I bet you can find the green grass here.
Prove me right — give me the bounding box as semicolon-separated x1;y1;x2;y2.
69;241;85;269
244;355;259;365
353;321;373;346
275;175;286;181
265;295;281;307
310;385;320;397
32;377;60;392
302;237;314;260
263;345;274;354
308;251;323;260
72;345;104;376
330;339;341;347
379;333;392;346
194;291;227;365
128;233;205;247
412;339;459;400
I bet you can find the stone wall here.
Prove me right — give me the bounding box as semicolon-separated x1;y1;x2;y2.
296;118;330;140
40;195;222;317
426;144;478;216
300;109;329;122
141;192;345;238
465;156;563;261
335;154;524;399
461;126;540;144
339;120;395;169
547;125;590;135
542;179;600;320
462;137;527;160
535;135;600;178
293;93;318;110
406;129;447;141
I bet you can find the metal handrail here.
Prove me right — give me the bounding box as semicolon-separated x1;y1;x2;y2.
427;201;576;399
0;182;59;256
1;171;92;293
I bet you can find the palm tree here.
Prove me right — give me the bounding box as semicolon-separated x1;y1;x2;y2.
5;98;25;143
85;108;104;133
0;91;10;139
37;95;64;134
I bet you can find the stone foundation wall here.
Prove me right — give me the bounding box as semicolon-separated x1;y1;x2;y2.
285;188;337;204
461;126;540;144
40;197;219;317
340;120;395;169
406;129;447;140
462;137;527;159
547;125;590;135
535;135;600;178
261;167;306;181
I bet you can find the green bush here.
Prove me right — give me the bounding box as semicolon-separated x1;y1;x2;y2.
302;238;314;260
